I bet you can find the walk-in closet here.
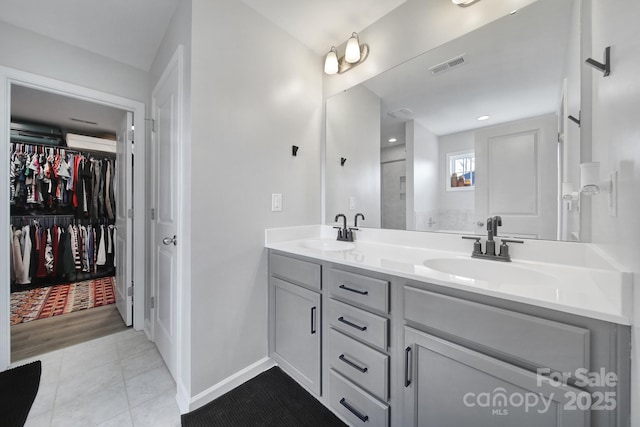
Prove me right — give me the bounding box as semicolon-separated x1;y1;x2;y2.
8;85;131;361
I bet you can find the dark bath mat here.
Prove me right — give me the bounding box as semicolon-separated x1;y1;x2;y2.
0;360;42;427
182;366;346;426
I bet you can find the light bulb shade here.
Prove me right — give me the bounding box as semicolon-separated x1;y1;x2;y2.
345;33;361;64
580;162;600;195
324;47;339;75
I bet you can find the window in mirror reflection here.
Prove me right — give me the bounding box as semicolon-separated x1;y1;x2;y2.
447;150;475;191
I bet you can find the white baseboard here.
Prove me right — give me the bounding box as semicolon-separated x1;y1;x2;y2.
185;357;276;413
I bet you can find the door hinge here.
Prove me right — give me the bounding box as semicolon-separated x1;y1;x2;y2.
150;296;155;309
128;208;134;219
127;284;133;297
147;118;156;132
151;208;156;220
127;130;135;141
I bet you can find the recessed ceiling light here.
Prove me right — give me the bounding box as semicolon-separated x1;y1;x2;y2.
510;9;518;15
389;138;397;143
477;115;491;121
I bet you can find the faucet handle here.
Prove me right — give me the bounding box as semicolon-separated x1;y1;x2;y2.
462;236;482;256
498;238;523;260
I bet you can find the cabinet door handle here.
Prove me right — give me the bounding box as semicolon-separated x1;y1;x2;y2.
339;354;368;373
338;316;367;331
404;346;412;387
310;306;317;334
339;284;369;295
339;398;369;422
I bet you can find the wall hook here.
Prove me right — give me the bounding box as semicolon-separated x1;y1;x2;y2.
568;111;581;127
340;157;347;166
292;145;299;156
585;46;610;77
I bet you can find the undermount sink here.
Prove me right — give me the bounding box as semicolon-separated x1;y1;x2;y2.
423;257;558;287
300;239;356;252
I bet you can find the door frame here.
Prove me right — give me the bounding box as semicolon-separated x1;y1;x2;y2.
0;65;147;369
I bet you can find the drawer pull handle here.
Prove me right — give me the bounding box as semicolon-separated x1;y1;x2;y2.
404;346;412;387
338;316;367;331
339;354;368;373
339;284;369;295
310;306;317;334
339;398;369;422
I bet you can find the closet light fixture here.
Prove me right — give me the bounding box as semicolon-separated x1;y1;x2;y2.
324;32;369;75
452;0;480;6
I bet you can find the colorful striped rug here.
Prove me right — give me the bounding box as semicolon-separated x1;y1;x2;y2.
10;277;116;326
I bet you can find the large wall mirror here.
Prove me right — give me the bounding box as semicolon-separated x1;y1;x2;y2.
325;0;585;242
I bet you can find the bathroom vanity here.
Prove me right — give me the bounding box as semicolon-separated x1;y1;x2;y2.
266;226;631;427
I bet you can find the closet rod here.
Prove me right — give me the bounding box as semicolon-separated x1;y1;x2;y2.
10;141;116;160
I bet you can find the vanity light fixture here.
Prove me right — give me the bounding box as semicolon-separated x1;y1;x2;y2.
324;47;339;75
324;32;369;75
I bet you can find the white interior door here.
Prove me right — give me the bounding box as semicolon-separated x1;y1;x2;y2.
115;112;133;325
474;115;558;240
151;48;181;380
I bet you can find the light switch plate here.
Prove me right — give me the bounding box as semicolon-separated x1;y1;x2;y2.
272;193;282;212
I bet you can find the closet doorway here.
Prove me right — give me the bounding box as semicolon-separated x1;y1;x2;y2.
0;67;147;368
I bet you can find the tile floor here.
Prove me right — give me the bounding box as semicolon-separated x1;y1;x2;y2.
12;328;182;426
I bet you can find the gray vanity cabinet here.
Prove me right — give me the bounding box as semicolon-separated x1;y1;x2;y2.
402;327;589;427
269;253;322;396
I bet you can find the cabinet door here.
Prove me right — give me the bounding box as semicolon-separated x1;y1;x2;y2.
402;327;589;427
272;277;321;395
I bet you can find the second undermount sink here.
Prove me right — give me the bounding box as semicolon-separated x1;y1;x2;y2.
300;239;356;252
423;257;558;287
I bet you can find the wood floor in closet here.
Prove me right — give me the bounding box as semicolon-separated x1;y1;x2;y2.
11;304;129;362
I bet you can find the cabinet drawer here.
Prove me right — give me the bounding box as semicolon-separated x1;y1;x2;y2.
329;299;388;351
329;328;388;401
404;285;590;374
270;253;321;291
330;370;389;427
329;268;389;313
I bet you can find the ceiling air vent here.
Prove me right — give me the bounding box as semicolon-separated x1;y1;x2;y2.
429;54;467;75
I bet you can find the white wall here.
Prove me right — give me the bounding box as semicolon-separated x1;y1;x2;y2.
189;0;322;396
148;0;193;399
322;0;539;98
588;0;640;423
406;120;438;230
0;21;148;103
325;85;381;227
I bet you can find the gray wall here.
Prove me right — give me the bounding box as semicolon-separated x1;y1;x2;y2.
189;0;322;396
588;0;640;420
325;85;381;227
0;21;149;103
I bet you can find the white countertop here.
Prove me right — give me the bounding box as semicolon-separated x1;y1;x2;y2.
265;225;633;325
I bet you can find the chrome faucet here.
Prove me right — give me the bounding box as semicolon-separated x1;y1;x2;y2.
334;214;353;242
462;216;523;262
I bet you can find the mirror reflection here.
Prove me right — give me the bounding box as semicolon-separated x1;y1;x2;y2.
325;0;583;241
